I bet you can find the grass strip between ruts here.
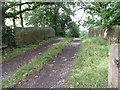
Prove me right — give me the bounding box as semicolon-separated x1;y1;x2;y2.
1;38;72;89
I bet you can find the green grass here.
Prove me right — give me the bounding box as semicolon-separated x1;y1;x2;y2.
2;38;53;63
1;38;72;89
67;37;110;88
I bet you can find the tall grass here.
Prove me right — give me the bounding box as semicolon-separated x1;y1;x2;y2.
67;37;110;88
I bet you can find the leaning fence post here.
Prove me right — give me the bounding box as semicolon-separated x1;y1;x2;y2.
108;44;120;88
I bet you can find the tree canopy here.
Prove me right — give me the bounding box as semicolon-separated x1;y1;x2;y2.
82;2;120;29
2;2;80;36
1;1;120;47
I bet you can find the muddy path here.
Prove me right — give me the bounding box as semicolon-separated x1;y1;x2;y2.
1;38;63;83
15;38;80;88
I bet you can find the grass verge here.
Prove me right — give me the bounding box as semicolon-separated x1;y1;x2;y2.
67;37;110;88
2;38;53;63
1;38;72;89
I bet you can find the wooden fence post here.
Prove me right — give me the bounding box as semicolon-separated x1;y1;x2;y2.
108;44;120;88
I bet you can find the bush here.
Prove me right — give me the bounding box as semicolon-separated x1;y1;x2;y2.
2;26;15;47
66;22;80;38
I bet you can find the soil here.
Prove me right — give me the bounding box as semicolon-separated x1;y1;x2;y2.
15;38;81;88
1;38;62;83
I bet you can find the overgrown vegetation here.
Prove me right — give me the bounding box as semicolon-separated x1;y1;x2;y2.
2;38;53;63
1;38;72;89
82;2;120;29
67;37;110;88
66;22;80;37
2;26;15;47
79;30;88;39
2;2;120;47
2;2;80;45
24;2;79;37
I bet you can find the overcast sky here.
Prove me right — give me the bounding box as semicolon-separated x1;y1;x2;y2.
71;8;88;30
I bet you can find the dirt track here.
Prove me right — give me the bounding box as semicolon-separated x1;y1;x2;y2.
1;38;62;83
15;38;80;88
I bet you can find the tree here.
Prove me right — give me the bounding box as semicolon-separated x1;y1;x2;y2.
2;2;54;26
2;2;81;47
81;2;120;29
68;22;80;37
19;0;24;27
2;2;56;47
24;2;79;37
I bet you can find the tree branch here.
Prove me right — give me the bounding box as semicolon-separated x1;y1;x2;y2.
5;4;39;18
4;2;55;18
4;2;35;11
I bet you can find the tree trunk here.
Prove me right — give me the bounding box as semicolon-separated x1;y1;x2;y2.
2;15;5;27
13;17;16;28
19;1;24;27
1;2;5;26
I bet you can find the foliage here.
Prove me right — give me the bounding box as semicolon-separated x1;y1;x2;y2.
24;2;79;37
2;2;48;18
2;2;80;41
2;2;120;38
1;38;72;89
79;30;88;39
69;22;80;37
66;22;80;37
67;37;110;88
2;26;15;47
82;2;120;29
